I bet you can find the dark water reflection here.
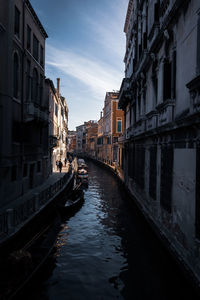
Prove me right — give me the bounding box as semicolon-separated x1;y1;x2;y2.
21;161;199;300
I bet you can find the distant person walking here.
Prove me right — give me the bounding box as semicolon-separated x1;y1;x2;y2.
56;160;59;171
64;158;67;167
58;160;63;173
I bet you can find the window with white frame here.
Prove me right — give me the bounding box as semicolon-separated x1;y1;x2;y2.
117;119;122;133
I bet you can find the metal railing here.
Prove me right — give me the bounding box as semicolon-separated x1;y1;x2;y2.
0;170;72;240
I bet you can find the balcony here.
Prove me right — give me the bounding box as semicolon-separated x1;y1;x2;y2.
125;127;132;139
49;135;58;148
118;78;132;109
118;133;126;143
156;99;175;127
186;75;200;115
24;102;49;123
133;117;146;136
146;110;158;131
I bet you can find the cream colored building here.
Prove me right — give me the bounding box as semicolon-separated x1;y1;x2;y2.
45;78;68;172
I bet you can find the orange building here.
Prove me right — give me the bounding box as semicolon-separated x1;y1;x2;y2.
97;92;124;166
111;99;124;163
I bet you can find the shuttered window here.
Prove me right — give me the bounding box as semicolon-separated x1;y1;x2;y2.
160;146;174;213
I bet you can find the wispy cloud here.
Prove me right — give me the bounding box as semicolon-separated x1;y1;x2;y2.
82;0;128;61
46;45;123;99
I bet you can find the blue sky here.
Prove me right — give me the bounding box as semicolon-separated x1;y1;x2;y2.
30;0;128;130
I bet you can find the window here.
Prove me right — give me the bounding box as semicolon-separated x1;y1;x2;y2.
154;3;159;22
33;34;39;61
23;164;28;177
27;25;31;50
143;32;147;49
149;146;157;200
196;147;200;238
39;128;43;144
12;121;21;142
55;103;58;116
37;161;41;172
13;53;19;98
39;74;43;105
11;165;17;181
14;6;20;37
163;60;172;100
160;147;173;213
32;68;38;103
172;51;176;99
26;59;31;99
40;46;44;66
117;119;122;133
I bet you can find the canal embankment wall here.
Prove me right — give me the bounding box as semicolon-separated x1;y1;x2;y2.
83;155;200;294
0;163;76;249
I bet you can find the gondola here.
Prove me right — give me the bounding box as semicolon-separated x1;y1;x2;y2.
55;183;84;217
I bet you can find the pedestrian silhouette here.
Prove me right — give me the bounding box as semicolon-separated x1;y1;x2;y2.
58;160;63;173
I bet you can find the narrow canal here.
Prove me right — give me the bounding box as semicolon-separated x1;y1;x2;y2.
21;160;199;300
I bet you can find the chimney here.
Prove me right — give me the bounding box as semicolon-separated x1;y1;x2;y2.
57;78;60;96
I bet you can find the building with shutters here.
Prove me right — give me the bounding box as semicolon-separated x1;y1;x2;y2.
76;124;86;155
96;92;124;166
119;0;200;284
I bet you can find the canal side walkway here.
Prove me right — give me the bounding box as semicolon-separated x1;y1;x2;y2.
0;164;74;245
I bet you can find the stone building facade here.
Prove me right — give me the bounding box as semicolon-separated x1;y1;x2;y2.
67;130;77;154
0;0;49;206
76;124;86;155
119;0;200;284
86;121;98;158
76;121;98;157
45;78;68;171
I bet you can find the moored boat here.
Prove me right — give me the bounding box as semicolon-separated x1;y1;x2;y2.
55;182;84;218
77;159;88;185
0;215;61;300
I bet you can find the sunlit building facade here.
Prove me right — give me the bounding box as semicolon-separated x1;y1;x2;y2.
46;78;68;171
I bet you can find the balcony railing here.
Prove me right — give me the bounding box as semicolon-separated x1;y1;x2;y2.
133;117;146;136
24;102;49;123
156;99;175;126
119;78;132;109
146;110;158;131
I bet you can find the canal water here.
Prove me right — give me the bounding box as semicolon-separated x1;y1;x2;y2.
20;160;199;299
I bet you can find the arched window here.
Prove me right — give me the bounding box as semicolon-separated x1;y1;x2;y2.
13;53;19;98
32;68;38;103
